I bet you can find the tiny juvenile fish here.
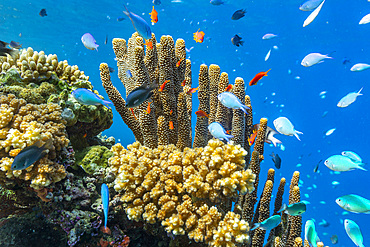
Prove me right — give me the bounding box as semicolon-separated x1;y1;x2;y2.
218;92;250;114
273;117;303;141
123;6;152;40
336;194;370;214
231;34;244;47
305;220;319;247
108;66;115;73
299;0;324;11
265;49;271;61
176;58;185;67
231;9;247;20
72;88;113;109
330;234;338;244
208;122;234;142
359;13;370;25
279;202;307;216
39;8;47;17
81;33;99;51
251;215;281;231
249;69;270;86
11;140;53;170
159;80;169;92
325;128;336;136
324;155;366;172
9;41;22;49
126;83;157;108
350;63;370;72
195;110;209;118
313;159;322;173
169;121;174;130
101;183;109;231
153;0;161;5
186;87;198;95
301;52;332;67
270;152;281;169
341;151;362;163
344;219;364;247
117;16;125;22
210;0;224;5
193;29;205;43
337;87;363;108
303;0;325;27
262;33;278;40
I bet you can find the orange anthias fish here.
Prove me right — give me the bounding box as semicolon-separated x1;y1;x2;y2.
145;101;153;114
186;87;198;95
249;69;271;86
130;108;137;120
176;58;185;67
159;80;170;92
225;84;233;92
170;109;173;115
150;6;158;24
193;29;205;43
195;110;209;118
248;129;258;146
181;79;186;86
145;40;153;50
169;121;174;130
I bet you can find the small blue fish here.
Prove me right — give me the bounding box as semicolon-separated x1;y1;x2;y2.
72;88;113;109
101;183;109;230
126;70;132;78
305;219;319;247
208;122;234;142
123;6;152;40
11;140;53;170
251;215;281;231
117;16;125;22
344;219;364;247
218;92;250;114
126;84;157;108
341;151;362;163
278;201;307;216
81;33;99;51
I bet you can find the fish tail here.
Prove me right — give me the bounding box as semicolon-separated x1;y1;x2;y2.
357;87;363;95
224;134;234;142
240;104;250;114
277;204;287;214
240;40;244;46
250;223;260;231
356;163;367;171
102;100;113;109
294;130;303;141
270;136;282;147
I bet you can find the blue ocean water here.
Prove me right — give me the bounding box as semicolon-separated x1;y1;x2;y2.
1;0;369;246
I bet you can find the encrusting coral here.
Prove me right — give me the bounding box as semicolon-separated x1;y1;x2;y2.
110;138;255;246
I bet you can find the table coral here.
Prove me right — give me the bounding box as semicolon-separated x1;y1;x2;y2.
111;139;255;246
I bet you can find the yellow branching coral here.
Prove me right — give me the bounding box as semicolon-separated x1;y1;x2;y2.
0;94;68;189
111;139;255;246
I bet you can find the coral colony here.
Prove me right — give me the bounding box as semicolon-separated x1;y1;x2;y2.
0;32;325;246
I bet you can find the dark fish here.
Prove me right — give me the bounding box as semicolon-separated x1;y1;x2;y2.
11;140;53;170
9;41;22;49
232;9;247;20
117;16;125;22
231;34;244;47
210;0;224;5
0;47;19;58
342;57;351;65
126;83;157;108
39;8;47;17
152;0;161;5
105;35;108;45
313;159;322;173
108;66;115;73
270;152;281;169
330;234;338;244
0;40;9;48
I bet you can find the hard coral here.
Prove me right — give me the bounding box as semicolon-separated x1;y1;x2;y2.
111;139;255;246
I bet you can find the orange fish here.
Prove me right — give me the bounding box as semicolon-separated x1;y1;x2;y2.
225;84;233;92
159;80;170;92
193;29;205;43
176;58;185;67
249;69;271;86
169;121;174;130
150;6;158;24
170;109;173;115
130;108;137;120
226;130;232;135
186;87;198;95
195;110;209;118
248;129;258;146
145;101;153;114
145;40;153;50
181;79;186;86
83;133;87;138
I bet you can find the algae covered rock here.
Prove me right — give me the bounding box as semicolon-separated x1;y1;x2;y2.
75;145;113;175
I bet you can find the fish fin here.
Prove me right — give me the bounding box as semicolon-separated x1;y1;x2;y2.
240;104;250;114
294;130;303;141
357;87;363;95
277;204;287;214
102;100;113;109
240;41;244;46
269;136;282;147
250;223;260;231
356;163;367;171
224;134;234;142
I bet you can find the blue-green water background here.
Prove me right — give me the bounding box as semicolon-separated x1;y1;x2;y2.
1;0;369;245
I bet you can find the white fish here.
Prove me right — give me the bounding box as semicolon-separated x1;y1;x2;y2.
208;122;234;142
337;88;363;108
301;52;333;67
344;219;364;247
299;0;324;11
341;151;362;163
273;117;303;141
265;49;271;61
350;63;370;72
325;128;336;136
359;13;370;25
303;0;326;27
262;33;278;40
